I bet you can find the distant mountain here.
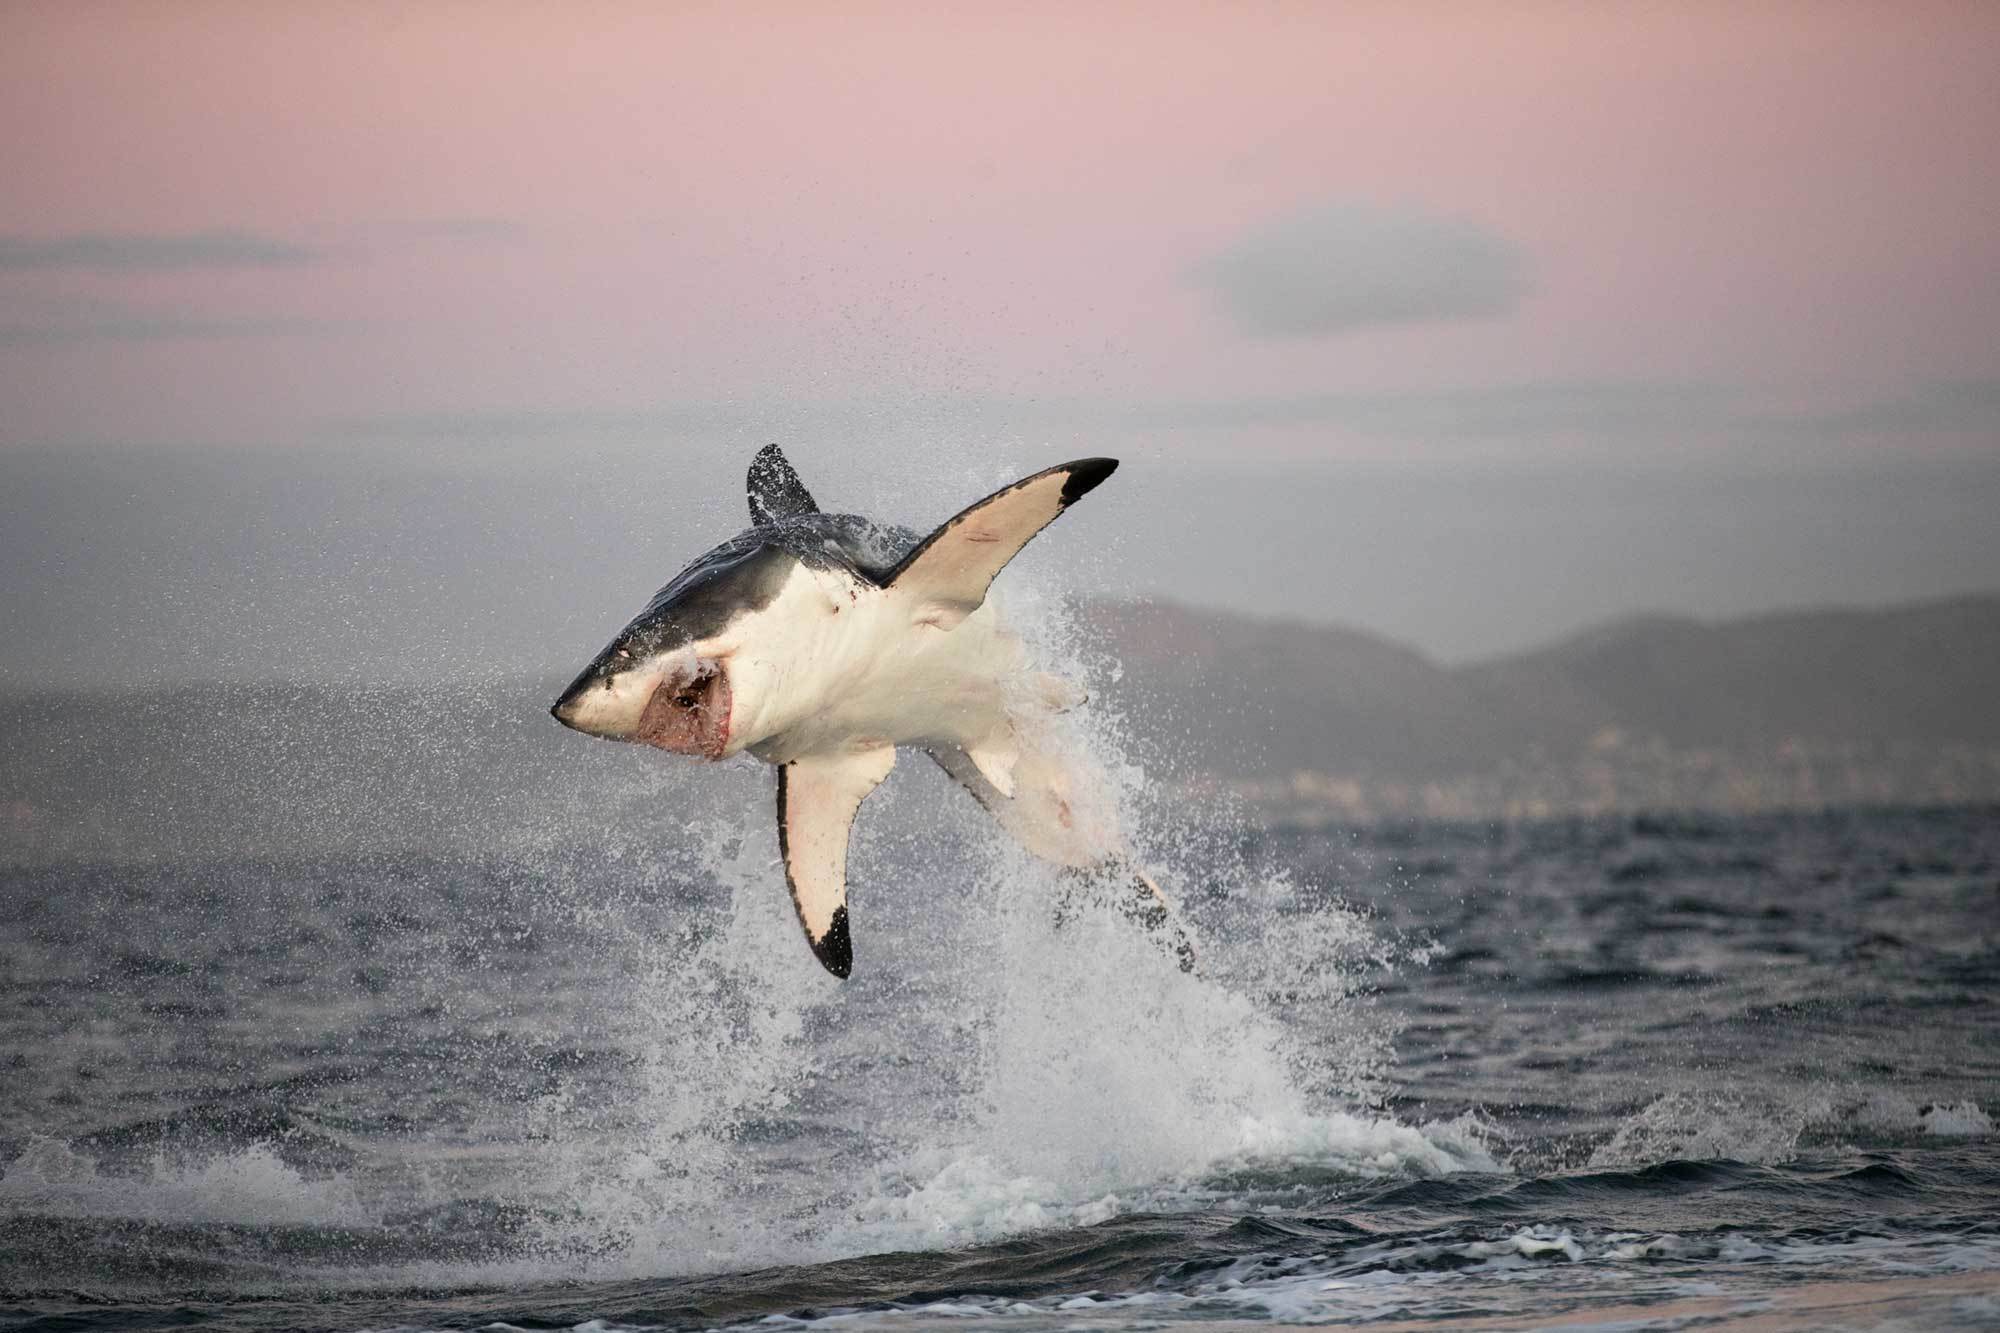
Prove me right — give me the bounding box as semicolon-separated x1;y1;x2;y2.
1460;595;2000;752
1083;593;2000;819
1089;592;2000;763
1079;600;1500;780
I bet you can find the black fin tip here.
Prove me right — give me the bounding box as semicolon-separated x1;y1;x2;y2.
811;905;853;979
1059;457;1119;505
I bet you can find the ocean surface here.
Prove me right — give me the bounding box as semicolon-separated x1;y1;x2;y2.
2;798;1996;1331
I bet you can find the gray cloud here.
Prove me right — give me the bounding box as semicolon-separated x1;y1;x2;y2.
0;220;527;274
1190;200;1530;337
0;230;323;271
1761;378;2000;437
0;316;353;346
1121;380;1738;438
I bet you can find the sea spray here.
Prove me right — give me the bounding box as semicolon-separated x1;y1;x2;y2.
517;816;831;1274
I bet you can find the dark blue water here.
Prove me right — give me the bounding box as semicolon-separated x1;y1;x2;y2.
2;804;1996;1331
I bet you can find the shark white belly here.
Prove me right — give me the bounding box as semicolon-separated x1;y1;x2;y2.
730;568;1025;764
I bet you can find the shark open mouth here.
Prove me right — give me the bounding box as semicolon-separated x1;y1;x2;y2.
635;660;732;759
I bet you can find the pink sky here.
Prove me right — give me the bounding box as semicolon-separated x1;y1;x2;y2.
2;1;1997;457
1;2;1998;675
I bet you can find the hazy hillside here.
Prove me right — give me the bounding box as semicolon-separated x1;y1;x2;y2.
1080;600;1501;780
1089;593;2000;769
1461;595;2000;751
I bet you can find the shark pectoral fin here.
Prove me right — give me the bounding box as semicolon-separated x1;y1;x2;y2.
747;443;821;526
928;739;1105;867
776;744;896;978
966;733;1019;798
884;458;1118;630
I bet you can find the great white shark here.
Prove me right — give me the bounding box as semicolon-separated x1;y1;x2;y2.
550;445;1194;978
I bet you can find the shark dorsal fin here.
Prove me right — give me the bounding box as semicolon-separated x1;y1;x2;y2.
748;444;820;527
885;457;1117;630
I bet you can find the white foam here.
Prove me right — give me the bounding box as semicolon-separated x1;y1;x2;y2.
1844;1091;1994;1140
0;1136;372;1228
835;1105;1495;1257
1919;1100;1993;1138
1589;1091;1805;1168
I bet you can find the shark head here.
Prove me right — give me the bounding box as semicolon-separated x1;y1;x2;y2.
549;534;792;759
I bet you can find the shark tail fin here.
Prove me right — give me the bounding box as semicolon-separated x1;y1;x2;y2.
1054;861;1198;974
748;444;821;526
885;458;1117;630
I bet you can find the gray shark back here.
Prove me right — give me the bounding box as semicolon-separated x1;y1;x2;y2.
597;513;917;666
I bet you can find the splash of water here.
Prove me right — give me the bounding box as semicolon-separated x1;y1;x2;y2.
490;587;1488;1279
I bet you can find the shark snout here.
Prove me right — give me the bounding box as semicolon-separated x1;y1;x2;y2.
549;670;598;731
548;662;639;739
